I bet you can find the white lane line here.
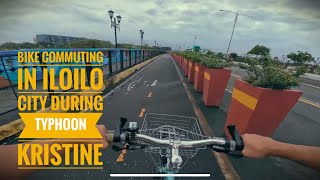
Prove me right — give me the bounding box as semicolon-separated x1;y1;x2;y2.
150;80;158;87
127;78;142;91
103;57;160;99
299;82;320;90
231;74;242;79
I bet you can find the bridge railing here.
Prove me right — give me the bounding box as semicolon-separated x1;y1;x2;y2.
0;48;165;117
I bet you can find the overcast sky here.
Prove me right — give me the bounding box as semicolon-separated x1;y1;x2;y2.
0;0;319;57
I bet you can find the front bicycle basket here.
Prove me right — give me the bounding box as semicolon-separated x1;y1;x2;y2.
139;113;207;159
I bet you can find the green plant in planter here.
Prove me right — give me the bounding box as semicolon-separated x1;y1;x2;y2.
241;56;299;90
200;56;229;69
179;51;203;63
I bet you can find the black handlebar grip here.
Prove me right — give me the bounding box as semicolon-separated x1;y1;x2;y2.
120;117;128;130
227;124;244;151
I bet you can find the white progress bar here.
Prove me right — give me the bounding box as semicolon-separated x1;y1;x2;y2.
110;174;210;177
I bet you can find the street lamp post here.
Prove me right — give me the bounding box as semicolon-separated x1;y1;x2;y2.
108;10;121;48
219;10;253;61
140;30;144;49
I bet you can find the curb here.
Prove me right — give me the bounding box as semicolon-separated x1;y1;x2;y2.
0;56;159;141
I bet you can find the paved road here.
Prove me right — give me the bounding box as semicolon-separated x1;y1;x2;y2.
29;54;225;180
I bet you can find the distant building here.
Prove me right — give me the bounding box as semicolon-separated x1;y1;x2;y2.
34;34;86;44
160;46;172;51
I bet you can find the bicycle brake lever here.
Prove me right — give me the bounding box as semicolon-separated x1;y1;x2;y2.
227;124;244;151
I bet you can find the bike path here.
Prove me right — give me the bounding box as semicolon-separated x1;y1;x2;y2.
29;54;225;180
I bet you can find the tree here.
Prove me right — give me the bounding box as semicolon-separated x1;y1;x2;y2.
247;45;271;58
230;53;239;60
20;42;37;49
65;39;113;48
216;52;224;59
37;42;55;48
287;51;314;66
0;42;20;50
206;50;215;56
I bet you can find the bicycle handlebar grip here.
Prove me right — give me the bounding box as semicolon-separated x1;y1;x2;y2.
227;124;244;151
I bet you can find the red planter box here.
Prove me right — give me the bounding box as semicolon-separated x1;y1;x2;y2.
182;58;186;72
224;79;302;137
184;59;189;77
194;63;205;92
177;55;181;65
202;68;231;106
188;61;195;83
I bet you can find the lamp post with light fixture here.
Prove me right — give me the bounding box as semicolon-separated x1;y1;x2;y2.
108;10;121;48
140;30;144;49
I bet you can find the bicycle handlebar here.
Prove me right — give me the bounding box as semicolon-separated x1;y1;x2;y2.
105;118;244;158
106;132;230;148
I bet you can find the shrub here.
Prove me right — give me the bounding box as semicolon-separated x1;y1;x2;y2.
176;51;229;69
293;65;308;78
200;56;228;69
242;56;299;90
178;51;203;63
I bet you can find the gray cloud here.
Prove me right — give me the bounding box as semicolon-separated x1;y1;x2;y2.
145;9;158;16
0;0;319;57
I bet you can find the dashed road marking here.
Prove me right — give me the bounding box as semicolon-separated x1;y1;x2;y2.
102;56;160;99
299;82;320;90
299;98;320;109
150;80;158;87
116;144;128;163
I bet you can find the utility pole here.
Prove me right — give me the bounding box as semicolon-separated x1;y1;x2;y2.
219;9;253;61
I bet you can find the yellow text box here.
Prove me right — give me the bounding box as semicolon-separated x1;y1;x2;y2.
19;113;102;138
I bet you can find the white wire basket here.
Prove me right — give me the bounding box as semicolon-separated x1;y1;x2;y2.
139;113;208;159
